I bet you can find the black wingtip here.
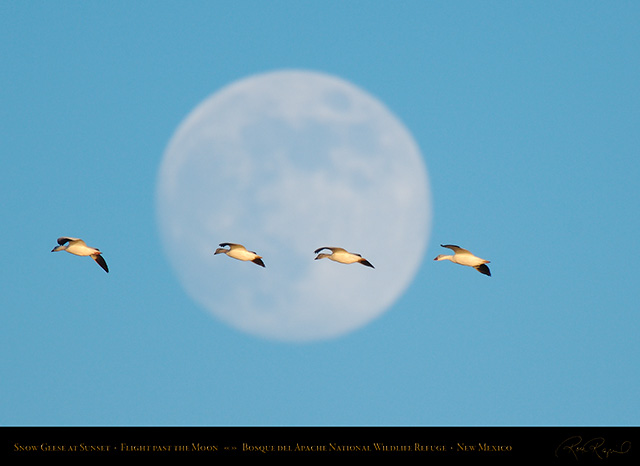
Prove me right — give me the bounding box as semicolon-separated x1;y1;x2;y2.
476;264;491;276
253;258;266;267
94;255;109;273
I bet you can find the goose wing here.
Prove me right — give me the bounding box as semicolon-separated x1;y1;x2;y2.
219;243;245;250
359;259;374;268
314;247;346;254
91;254;109;273
57;237;82;246
441;244;470;254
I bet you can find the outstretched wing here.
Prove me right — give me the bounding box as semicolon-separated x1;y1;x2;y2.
92;254;109;273
359;259;374;269
441;244;470;254
314;247;345;254
57;237;81;246
219;242;244;250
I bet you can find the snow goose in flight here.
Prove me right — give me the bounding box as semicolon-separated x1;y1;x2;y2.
51;237;109;273
434;244;490;276
313;247;374;268
214;243;265;267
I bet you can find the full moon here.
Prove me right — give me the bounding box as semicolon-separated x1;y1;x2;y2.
156;70;431;342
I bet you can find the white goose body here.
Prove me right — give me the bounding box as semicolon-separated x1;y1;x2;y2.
314;247;374;268
51;237;109;273
434;244;490;276
214;243;265;267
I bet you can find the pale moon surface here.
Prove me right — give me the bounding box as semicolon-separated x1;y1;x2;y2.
156;70;431;342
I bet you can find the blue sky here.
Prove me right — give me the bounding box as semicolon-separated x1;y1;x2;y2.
1;1;638;426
